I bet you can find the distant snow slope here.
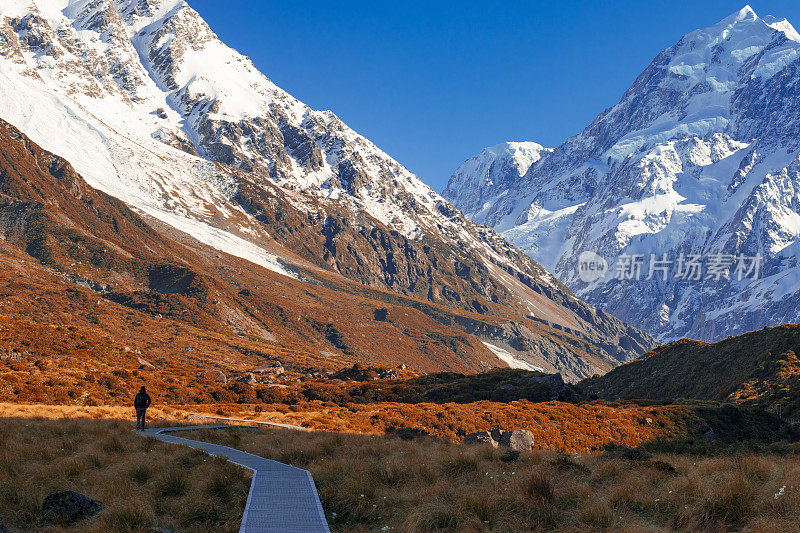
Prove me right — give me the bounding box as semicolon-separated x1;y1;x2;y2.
445;6;800;341
482;341;544;372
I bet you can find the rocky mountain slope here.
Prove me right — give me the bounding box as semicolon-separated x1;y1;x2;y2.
0;0;655;379
445;6;800;342
0;117;529;392
581;324;800;418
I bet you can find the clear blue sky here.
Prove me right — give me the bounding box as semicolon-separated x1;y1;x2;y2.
189;1;800;192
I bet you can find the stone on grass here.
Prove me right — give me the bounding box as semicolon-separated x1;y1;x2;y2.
237;373;258;386
499;429;535;451
41;491;103;525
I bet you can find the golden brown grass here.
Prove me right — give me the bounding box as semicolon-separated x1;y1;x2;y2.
175;399;781;454
183;426;800;532
0;397;782;455
0;417;250;532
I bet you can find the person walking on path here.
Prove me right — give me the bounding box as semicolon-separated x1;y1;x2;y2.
134;386;152;430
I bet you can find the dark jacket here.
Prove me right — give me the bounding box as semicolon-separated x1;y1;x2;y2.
134;391;151;409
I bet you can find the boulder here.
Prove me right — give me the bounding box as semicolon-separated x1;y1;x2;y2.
41;491;103;525
499;429;535;451
253;364;284;375
237;373;258;386
203;370;227;383
137;357;155;369
702;429;717;443
0;523;8;533
490;428;504;442
464;431;498;448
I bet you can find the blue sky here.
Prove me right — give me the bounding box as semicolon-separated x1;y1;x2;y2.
189;1;800;192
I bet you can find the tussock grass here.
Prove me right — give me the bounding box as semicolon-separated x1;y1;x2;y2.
184;426;800;532
0;418;250;532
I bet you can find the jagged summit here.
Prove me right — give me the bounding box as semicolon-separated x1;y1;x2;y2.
443;141;550;220
722;5;757;23
445;7;800;342
711;5;799;42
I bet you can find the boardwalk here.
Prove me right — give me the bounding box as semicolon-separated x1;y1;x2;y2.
142;426;330;533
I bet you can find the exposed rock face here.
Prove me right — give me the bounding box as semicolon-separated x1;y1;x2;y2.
41;491;103;525
445;7;800;342
465;429;534;451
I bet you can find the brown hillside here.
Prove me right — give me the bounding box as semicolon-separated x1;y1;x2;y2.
581;324;800;416
0;117;652;383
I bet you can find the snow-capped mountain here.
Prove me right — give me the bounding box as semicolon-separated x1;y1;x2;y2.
0;0;655;379
443;142;551;221
444;6;800;342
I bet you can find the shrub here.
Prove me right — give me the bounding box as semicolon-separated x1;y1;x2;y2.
157;470;188;498
525;471;555;502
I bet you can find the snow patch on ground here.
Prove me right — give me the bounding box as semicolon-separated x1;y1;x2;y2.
481;341;544;372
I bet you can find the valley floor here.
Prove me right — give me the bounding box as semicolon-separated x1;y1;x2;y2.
0;402;796;531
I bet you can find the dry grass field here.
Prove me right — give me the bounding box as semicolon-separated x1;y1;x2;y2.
0;417;250;532
0;402;793;532
184;426;800;532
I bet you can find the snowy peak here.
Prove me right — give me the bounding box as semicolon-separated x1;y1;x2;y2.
722;5;757;24
443;141;550;223
447;6;800;343
711;5;799;43
547;4;800;167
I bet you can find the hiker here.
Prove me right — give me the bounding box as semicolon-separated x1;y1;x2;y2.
134;386;152;430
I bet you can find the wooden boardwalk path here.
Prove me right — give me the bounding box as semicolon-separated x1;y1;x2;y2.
142;426;330;533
